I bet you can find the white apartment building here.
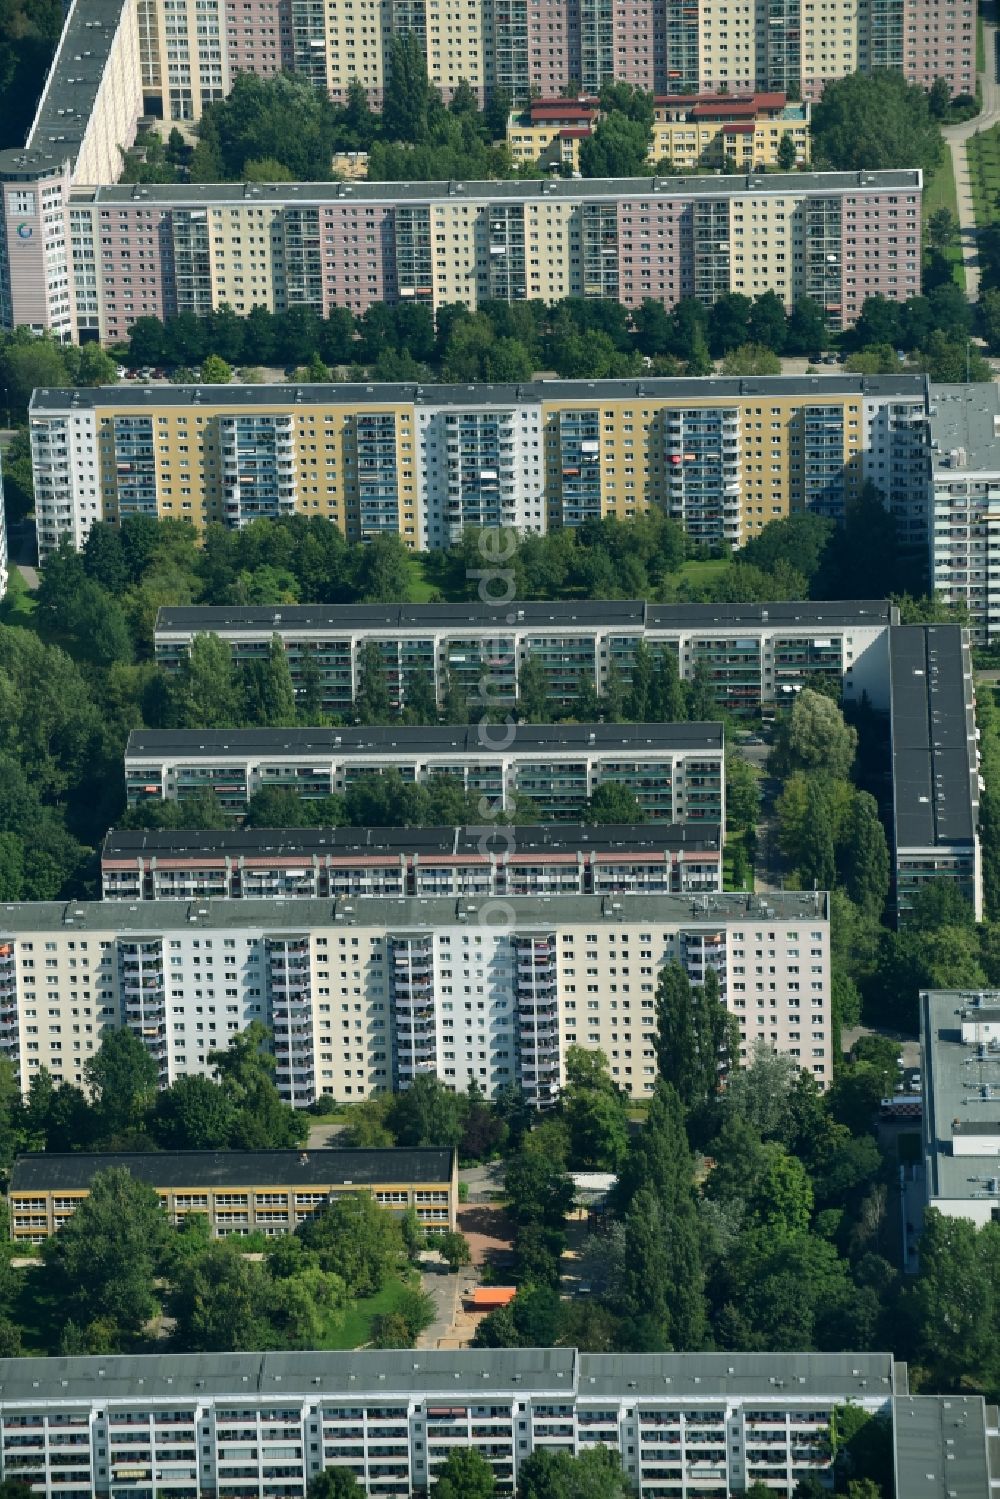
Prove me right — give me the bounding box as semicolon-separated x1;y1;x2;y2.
99;823;725;902
122;723;725;825
0;890;832;1108
153;597;898;719
0;1348;918;1499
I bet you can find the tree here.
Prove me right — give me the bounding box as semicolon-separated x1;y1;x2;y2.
434;1447;495;1499
84;1028;158;1140
171;633;242;728
297;1192;404;1297
776;131;798;170
655;964;738;1111
387;1073;466;1149
786;296;828;356
171;1240;274;1351
721;342;781;375
651;648;686;721
928;206;958;251
356;642;393;724
382;32;436;142
152;1073;237;1149
505;1147;575;1230
726;755;761;834
200;353;232;383
579;112;651;177
720;1042;801;1140
839;791;890;919
437;1230;472;1272
586;781;642;824
516;1438;632;1499
240;635;297;727
771;688;858;779
561;1045;629;1170
516;653;551;721
208;1023;307;1149
928;75;953;119
812;71;944;178
42;1168;170;1338
308;1470;367;1499
704;293;753;356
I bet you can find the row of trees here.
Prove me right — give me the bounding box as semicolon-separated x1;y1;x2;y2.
120;286;978;386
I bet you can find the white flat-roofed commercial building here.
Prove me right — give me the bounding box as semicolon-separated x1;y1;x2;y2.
0;890;831;1107
152;597;898;720
122;722;725;826
921;988;1000;1227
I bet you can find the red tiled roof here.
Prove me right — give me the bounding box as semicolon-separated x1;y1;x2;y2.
559;127;592;138
530;99;595;121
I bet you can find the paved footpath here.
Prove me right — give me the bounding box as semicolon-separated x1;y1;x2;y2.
942;0;1000;303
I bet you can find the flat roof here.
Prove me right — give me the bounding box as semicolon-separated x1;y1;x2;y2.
0;1349;894;1405
64;168;920;209
889;625;977;851
929;383;1000;477
920;990;1000;1204
101;822;723;862
124;722;724;757
0;890;829;935
10;1148;453;1193
0;0;130;177
153;599;896;636
894;1396;993;1499
30;373;928;414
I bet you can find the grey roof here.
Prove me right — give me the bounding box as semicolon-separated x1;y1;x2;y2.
125;722;724;758
920;989;1000;1205
889;625;977;852
31;373;928;415
154;598;896;636
10;1148;453;1193
101;821;723;862
0;1348;894;1406
0;0;131;178
893;1396;993;1499
68;168;921;207
929;384;1000;477
0;889;829;935
579;1350;895;1401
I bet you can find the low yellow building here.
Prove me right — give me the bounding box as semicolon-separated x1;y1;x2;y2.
9;1148;459;1241
506;92;811;173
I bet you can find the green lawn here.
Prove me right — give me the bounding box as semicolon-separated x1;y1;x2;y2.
322;1274;422;1350
967;124;1000;228
0;567;37;624
675;556;731;588
722;832;754;893
924;150;967;290
405;554;440;602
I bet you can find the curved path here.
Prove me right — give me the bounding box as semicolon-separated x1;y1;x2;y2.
942;0;1000;302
